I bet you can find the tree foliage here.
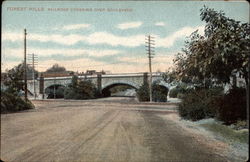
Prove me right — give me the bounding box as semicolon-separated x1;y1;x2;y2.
2;63;35;113
46;64;66;73
64;75;98;99
171;6;249;87
3;63;38;94
1;90;34;113
136;82;169;102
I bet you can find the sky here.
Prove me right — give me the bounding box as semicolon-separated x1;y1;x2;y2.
2;1;249;73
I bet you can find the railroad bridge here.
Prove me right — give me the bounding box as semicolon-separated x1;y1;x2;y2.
27;72;171;98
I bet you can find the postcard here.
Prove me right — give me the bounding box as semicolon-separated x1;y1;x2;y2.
1;1;249;162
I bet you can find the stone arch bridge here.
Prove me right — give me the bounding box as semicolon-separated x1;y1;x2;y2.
27;72;172;98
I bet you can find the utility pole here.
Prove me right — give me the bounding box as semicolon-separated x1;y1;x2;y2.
24;29;28;102
145;35;155;102
28;53;38;99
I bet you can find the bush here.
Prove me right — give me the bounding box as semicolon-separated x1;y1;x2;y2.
152;84;168;102
169;85;189;98
1;91;34;113
64;77;98;100
136;83;150;101
215;88;246;125
136;82;169;102
46;86;65;99
178;88;223;121
169;88;179;98
177;93;185;99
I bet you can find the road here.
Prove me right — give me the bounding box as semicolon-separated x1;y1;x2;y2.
1;97;228;162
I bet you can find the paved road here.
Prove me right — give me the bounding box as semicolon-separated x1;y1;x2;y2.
1;97;228;162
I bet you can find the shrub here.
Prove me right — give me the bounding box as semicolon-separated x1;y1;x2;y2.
47;86;65;99
169;88;179;98
152;84;168;102
177;93;185;99
1;91;34;113
136;82;169;102
215;88;246;125
64;76;98;100
136;83;150;101
169;85;189;98
178;88;223;121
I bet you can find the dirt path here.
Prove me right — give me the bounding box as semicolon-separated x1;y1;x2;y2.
1;98;228;162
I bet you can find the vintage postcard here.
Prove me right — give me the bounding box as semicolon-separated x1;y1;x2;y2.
1;1;249;161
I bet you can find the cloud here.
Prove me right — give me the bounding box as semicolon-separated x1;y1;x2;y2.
2;25;204;48
2;31;144;47
2;32;23;42
156;25;205;48
52;24;91;31
36;58;105;72
62;24;91;30
85;32;144;47
117;21;142;30
3;48;121;59
2;31;84;45
117;52;176;72
29;33;85;45
155;22;165;26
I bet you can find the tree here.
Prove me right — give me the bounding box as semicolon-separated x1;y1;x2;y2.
3;63;39;94
46;64;66;73
170;6;249;127
1;63;35;113
172;6;249;87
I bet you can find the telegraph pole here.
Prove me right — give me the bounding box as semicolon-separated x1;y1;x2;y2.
24;29;28;102
145;35;155;102
28;53;38;99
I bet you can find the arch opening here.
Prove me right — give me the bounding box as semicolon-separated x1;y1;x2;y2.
45;84;65;99
102;83;137;97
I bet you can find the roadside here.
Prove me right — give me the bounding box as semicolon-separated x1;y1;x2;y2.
159;113;249;162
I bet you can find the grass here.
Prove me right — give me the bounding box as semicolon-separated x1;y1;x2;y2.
200;122;249;144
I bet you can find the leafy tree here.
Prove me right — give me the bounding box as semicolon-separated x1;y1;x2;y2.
172;6;249;88
170;6;249;126
3;63;39;94
1;63;35;113
3;63;24;94
46;64;66;73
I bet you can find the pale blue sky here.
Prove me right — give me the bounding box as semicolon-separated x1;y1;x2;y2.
2;1;249;73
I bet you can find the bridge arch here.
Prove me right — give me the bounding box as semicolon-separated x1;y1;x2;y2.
101;81;139;97
45;84;66;99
